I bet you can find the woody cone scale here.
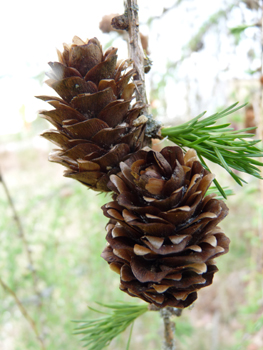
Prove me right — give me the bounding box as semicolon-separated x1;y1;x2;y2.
101;147;230;308
38;36;146;192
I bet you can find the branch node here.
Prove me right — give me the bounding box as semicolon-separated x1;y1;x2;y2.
111;14;129;31
148;303;161;311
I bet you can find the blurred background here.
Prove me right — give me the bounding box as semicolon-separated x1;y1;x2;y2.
0;0;263;349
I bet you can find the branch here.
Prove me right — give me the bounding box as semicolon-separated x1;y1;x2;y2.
160;308;176;350
148;305;182;349
0;278;46;350
126;0;148;109
146;0;184;25
0;170;41;303
110;1;162;141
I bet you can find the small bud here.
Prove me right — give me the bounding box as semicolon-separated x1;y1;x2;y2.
111;14;129;31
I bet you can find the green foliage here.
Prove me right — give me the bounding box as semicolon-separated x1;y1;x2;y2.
229;23;256;45
229;24;254;35
245;68;260;75
161;102;263;198
205;186;234;199
232;271;263;349
175;320;194;344
73;302;148;350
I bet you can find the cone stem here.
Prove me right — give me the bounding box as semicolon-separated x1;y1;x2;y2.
126;0;148;109
149;305;182;349
160;307;176;350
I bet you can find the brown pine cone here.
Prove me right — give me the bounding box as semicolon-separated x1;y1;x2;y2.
101;146;230;308
37;36;146;192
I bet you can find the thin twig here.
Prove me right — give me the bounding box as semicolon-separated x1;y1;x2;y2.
0;278;46;350
145;0;184;24
126;0;148;110
0;168;45;343
125;0;162;144
160;308;176;350
0;170;41;303
148;305;182;349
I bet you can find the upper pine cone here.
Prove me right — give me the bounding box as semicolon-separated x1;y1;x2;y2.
38;36;146;192
101;146;230;308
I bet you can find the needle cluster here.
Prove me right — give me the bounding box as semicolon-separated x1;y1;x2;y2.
161;102;263;198
73;302;148;350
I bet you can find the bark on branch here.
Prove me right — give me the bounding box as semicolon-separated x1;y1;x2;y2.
160;308;176;350
149;305;182;349
125;0;148;109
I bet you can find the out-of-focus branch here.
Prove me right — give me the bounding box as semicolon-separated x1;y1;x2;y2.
0;170;41;303
146;0;184;24
0;278;46;350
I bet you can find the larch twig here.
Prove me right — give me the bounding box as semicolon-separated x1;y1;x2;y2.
0;278;46;350
0;169;45;343
160;307;176;350
0;170;41;303
125;0;148;109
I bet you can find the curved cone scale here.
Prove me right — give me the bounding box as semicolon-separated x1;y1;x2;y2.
40;104;87;127
47;62;82;80
64;118;109;140
116;69;136;96
101;146;230;308
98;100;130;127
84;53;118;85
69;40;103;76
71;88;116;116
121;83;136;100
46;77;98;103
92;144;130;171
39;36;146;191
98;79;117;95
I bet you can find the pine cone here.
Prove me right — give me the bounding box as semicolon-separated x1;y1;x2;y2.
101;146;230;308
37;36;146;192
